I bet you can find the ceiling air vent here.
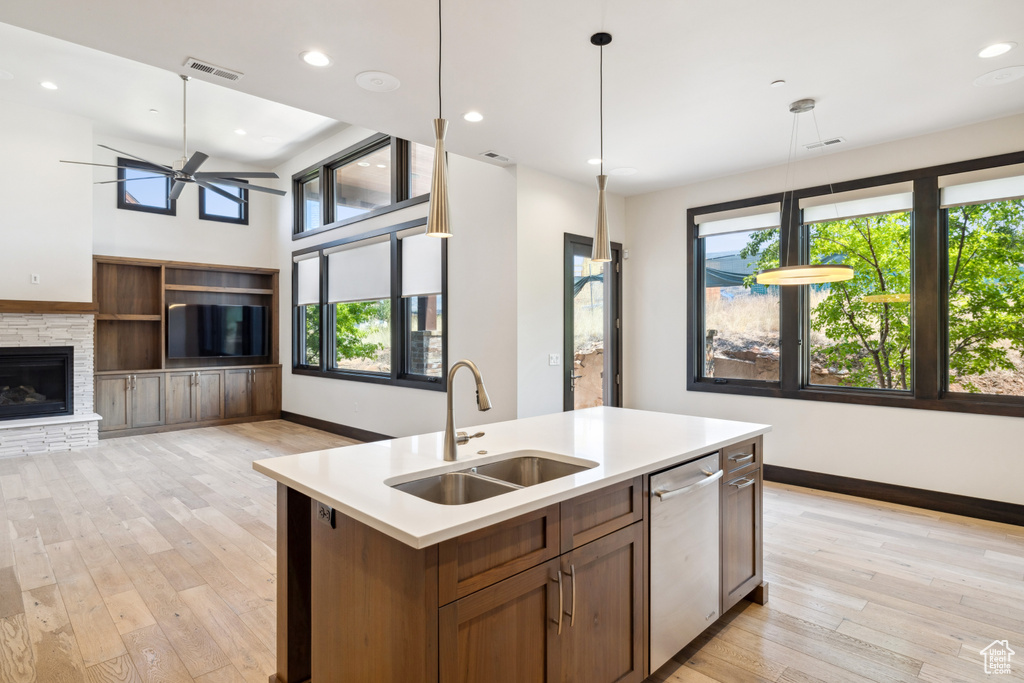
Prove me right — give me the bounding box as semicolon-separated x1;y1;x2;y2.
183;58;244;82
805;136;845;151
479;150;512;164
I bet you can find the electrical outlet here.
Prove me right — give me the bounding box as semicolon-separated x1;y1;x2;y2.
549;353;560;366
30;274;40;285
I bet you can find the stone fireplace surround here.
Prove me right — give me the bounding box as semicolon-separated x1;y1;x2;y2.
0;313;101;457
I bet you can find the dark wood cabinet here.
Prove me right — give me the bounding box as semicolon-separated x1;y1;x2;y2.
166;371;225;425
720;437;764;613
251;367;280;416
439;559;561;683
196;371;224;421
96;373;164;431
224;369;252;419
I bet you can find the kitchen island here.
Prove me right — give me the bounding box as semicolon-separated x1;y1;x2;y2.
254;406;770;683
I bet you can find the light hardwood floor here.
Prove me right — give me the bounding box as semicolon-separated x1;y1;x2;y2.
0;420;354;683
1;423;1022;682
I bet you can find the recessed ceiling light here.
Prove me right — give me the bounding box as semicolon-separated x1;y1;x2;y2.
357;161;370;167
355;71;401;92
463;111;484;122
770;79;787;88
588;158;603;165
609;167;637;176
979;42;1016;58
234;129;247;135
974;65;1024;87
40;81;58;90
0;70;14;81
262;135;282;143
148;108;159;114
376;164;387;168
301;51;332;67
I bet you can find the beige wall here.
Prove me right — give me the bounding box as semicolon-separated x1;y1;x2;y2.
624;113;1024;505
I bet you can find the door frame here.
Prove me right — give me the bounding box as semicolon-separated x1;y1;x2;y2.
563;233;623;411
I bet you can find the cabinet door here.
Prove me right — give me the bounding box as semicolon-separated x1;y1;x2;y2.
95;376;131;432
721;468;762;613
224;369;252;418
250;367;279;417
196;371;224;421
560;524;643;683
165;372;196;425
440;559;562;683
131;374;165;428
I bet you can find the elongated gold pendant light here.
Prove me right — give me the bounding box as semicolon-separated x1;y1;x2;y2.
426;0;451;237
755;99;853;286
590;32;612;263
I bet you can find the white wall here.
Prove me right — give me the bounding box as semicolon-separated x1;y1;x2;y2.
92;134;276;267
515;167;626;418
0;100;93;302
624;113;1024;505
275;127;519;437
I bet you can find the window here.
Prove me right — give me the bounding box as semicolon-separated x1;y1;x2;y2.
199;181;248;224
116;158;175;215
293;135;432;237
687;152;1024;418
292;221;446;389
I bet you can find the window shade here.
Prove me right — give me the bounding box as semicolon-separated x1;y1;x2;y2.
401;232;442;297
294;254;320;306
695;203;781;237
326;237;391;304
800;182;913;224
940;170;1024;208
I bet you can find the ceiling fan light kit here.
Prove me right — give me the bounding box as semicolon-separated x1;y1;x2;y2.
60;73;284;204
590;31;613;263
425;0;452;238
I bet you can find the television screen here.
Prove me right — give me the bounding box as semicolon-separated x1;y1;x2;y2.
167;304;267;358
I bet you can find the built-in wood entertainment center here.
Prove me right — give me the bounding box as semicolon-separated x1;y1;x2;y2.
92;255;281;437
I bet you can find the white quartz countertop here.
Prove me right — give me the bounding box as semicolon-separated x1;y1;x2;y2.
253;407;771;548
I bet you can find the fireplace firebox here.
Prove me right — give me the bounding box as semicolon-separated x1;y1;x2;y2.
0;346;74;421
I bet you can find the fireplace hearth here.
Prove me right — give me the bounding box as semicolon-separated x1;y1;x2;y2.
0;346;74;421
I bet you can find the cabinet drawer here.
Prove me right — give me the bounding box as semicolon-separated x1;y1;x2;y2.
560;477;642;553
723;438;759;476
439;504;560;605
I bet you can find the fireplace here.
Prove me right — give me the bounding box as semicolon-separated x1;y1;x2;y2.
0;346;74;421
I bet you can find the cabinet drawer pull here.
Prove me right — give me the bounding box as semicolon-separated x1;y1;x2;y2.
729;453;754;464
730;478;755;490
551;570;563;635
653;469;724;500
568;564;577;627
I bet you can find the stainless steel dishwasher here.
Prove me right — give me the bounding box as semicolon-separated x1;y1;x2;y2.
649;452;723;672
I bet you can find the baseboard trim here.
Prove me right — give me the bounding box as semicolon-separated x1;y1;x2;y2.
281;411;393;443
763;464;1024;527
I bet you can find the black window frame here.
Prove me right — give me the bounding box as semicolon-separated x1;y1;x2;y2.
198;179;249;225
687;149;1024;419
292;134;430;240
291;217;448;391
116;157;176;216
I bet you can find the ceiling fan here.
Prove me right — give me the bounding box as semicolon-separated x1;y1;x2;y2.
61;74;285;204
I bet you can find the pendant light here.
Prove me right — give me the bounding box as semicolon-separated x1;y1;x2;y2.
426;0;451;237
755;99;853;286
590;32;612;263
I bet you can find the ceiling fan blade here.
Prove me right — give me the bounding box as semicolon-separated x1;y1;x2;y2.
181;152;209;176
96;144;173;171
193;171;279;179
94;176;167;184
61;160;173;174
196;179;246;204
168;180;187;201
206;177;286;196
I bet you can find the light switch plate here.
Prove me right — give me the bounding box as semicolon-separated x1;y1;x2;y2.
549;353;560;366
30;274;40;284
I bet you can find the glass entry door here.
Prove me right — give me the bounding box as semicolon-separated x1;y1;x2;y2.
564;234;622;410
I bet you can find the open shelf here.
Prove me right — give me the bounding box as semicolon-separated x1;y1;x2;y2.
164;284;274;295
95;313;162;321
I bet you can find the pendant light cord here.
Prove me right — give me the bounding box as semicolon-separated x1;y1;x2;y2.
438;0;442;120
182;76;188;159
599;44;604;176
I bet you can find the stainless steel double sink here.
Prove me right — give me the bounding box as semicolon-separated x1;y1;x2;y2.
392;450;596;505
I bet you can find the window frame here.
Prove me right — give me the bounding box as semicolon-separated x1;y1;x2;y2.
291;134;430;240
116;157;176;216
291;217;448;391
687;150;1024;418
198;179;249;225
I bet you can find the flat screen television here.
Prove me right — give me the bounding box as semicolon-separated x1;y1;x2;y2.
167;304;268;358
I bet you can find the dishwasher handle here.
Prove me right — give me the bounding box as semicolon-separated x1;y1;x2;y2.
652;469;724;501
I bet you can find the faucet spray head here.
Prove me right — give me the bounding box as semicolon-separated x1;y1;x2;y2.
476;383;492;411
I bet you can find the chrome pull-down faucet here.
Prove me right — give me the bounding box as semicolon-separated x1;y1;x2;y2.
444;360;492;461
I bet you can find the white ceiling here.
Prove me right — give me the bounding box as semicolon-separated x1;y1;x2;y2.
0;1;1022;194
0;23;345;168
